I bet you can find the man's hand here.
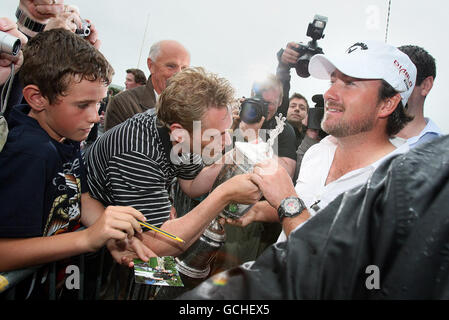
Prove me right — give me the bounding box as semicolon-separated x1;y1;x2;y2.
250;159;297;210
220;173;261;205
0;18;28;85
305;128;320;140
224;200;279;227
44;11;82;32
280;42;301;66
84;19;101;49
20;0;65;22
44;5;101;50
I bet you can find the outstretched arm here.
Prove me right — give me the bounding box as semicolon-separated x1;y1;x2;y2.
140;174;261;257
0;194;147;272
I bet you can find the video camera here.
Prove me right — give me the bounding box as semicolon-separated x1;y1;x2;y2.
0;31;21;56
292;14;328;78
306;94;324;130
75;19;91;38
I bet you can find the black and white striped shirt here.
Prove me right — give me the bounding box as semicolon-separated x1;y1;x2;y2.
84;111;203;227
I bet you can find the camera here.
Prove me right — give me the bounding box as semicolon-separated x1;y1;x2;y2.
75;19;91;38
306;94;324;130
239;95;269;124
292;14;328;78
0;31;21;56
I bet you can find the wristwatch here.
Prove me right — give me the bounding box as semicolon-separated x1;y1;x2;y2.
277;196;306;222
16;7;46;33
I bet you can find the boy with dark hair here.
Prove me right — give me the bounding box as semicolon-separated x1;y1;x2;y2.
0;29;152;273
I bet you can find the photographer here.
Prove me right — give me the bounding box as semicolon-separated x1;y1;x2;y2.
16;0;65;38
2;2;101;120
277;43;325;141
276;42;328;182
285;92;309;150
15;1;100;48
211;75;297;274
234;75;297;177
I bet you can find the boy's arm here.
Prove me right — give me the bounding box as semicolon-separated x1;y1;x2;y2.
81;192;155;266
79;192;108;227
0;231;92;272
0;201;146;272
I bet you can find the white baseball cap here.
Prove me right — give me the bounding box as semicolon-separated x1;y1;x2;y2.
309;40;417;106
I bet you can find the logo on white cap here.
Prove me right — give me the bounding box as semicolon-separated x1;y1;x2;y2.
346;42;368;54
393;60;413;91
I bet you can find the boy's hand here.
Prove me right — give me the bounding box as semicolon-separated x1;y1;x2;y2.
84;206;146;252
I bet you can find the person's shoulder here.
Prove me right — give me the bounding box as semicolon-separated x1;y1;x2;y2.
274;121;296;141
424;117;443;136
109;86;152;111
109;89;133;104
5;124;56;159
117;85;149;100
303;135;334;158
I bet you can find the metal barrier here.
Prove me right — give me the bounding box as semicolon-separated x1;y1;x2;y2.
0;247;107;300
0;179;204;300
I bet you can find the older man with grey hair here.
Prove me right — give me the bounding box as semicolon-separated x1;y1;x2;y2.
104;40;190;130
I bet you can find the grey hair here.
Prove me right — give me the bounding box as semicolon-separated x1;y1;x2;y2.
148;41;162;61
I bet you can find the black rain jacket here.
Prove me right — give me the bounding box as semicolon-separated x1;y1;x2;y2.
180;135;449;299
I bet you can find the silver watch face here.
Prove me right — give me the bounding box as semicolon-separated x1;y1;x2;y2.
284;198;301;214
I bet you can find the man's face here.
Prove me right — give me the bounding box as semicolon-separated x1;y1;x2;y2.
322;70;382;137
262;88;282;121
40;79;107;142
148;42;190;94
193;107;232;164
287;97;308;127
125;73;139;90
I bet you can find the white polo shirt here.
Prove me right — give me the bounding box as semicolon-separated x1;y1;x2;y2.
277;135;409;242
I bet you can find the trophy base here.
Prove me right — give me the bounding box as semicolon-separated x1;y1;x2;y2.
175;257;210;279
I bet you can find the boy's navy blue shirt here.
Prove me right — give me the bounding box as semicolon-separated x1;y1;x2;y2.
0;104;87;238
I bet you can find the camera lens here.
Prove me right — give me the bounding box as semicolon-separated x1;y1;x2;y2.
83;26;91;37
240;101;262;124
0;31;21;56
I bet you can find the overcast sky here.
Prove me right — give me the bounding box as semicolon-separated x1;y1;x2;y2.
3;0;448;133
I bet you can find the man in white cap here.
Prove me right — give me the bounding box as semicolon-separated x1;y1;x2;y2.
228;40;417;241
